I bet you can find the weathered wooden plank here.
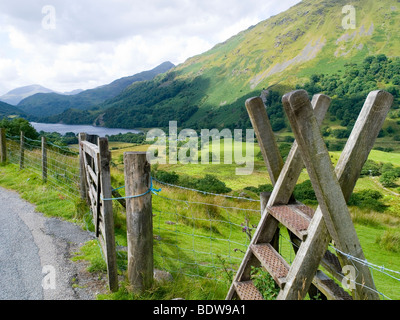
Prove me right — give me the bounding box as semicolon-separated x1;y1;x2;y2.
86;164;98;187
246;97;283;185
124;152;154;293
79;133;88;201
41;137;47;182
19;131;24;170
313;270;352;300
267;94;331;206
335;90;394;202
80;141;99;161
83;152;96;193
0;128;6;163
112;188;126;209
279;89;391;300
98;137;118;292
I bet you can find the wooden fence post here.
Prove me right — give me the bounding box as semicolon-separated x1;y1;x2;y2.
19;131;24;170
0;128;6;164
42;136;47;182
79;133;87;201
98;137;119;292
124;151;153;293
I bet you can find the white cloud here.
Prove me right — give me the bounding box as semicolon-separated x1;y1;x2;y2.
0;0;300;96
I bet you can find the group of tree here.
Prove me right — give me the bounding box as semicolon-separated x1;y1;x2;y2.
298;54;400;129
0;117;39;140
361;160;400;188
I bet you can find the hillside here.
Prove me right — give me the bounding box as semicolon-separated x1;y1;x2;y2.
0;101;25;118
89;0;400;131
18;61;175;118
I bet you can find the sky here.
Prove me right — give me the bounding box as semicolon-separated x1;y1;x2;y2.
0;0;300;96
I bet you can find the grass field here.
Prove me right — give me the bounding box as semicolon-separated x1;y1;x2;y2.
0;138;399;300
105;140;400;300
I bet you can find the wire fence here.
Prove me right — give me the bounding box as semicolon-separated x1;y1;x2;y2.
5;134;80;201
151;179;261;282
2;132;399;300
150;179;400;300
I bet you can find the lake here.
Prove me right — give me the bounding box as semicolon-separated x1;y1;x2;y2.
30;122;141;136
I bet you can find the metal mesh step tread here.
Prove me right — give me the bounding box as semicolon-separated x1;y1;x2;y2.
234;281;264;300
267;204;313;241
322;250;343;275
313;271;353;300
251;243;289;288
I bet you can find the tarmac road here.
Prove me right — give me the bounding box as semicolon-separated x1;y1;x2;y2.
0;186;97;300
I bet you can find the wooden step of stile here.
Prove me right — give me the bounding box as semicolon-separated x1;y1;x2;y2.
234;281;264;300
267;204;313;241
251;244;290;289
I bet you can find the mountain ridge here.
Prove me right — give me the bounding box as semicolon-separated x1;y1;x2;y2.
90;0;400;130
18;61;175;118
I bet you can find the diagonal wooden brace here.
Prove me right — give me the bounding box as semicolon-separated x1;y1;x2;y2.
254;94;331;244
280;90;393;300
226;94;331;299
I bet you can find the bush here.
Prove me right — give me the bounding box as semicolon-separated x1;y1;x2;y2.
194;175;232;194
0;117;39;140
170;173;232;194
293;180;317;203
380;171;398;188
349;189;387;212
326;141;345;151
153;170;179;184
244;184;274;196
360;160;382;177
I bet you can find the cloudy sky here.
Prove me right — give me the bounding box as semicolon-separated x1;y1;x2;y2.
0;0;300;96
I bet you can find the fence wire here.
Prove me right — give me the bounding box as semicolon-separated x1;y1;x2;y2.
2;133;399;299
150;179;400;300
151;179;261;282
5;135;80;201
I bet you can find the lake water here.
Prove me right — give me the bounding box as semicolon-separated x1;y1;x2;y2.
30;122;141;136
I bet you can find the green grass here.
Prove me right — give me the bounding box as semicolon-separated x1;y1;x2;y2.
0;163;86;223
1;138;400;300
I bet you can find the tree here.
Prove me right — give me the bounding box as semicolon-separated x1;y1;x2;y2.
380;171;398;188
0;118;39;140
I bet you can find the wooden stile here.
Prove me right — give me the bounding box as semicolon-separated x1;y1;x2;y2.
227;90;393;301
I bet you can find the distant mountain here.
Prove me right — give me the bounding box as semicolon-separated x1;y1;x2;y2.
91;0;400;130
0;101;25;118
63;89;84;95
19;61;175;118
0;85;54;105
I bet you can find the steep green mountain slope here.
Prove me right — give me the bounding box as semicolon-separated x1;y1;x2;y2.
96;0;400;130
18;61;175;118
0;101;25;118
